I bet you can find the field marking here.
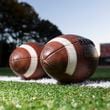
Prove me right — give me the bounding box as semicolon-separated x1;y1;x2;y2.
0;76;57;84
0;76;110;88
80;80;110;88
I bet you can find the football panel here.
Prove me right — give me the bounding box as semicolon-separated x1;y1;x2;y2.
47;37;78;76
41;38;79;82
9;47;31;75
19;44;38;78
71;39;99;82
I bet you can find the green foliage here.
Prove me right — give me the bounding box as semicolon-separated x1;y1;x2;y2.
0;0;62;45
0;81;110;110
36;20;62;43
0;0;62;67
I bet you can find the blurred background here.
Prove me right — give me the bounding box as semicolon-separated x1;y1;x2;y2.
0;0;110;78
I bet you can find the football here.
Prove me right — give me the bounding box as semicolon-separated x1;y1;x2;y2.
9;42;46;80
40;34;99;83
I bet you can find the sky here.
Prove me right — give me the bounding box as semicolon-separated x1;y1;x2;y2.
19;0;110;53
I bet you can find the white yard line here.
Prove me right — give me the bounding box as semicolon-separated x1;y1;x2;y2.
80;80;110;88
0;76;57;84
0;76;110;88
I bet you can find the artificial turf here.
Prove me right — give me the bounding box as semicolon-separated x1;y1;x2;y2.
0;66;110;80
0;66;110;110
0;81;110;110
90;66;110;80
0;67;14;76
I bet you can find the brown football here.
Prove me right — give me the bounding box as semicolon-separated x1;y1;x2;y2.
40;34;99;83
9;42;46;80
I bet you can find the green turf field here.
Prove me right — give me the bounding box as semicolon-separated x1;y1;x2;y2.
0;66;110;80
0;67;14;76
90;66;110;80
0;81;110;110
0;66;110;110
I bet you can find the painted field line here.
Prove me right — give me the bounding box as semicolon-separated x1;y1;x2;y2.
0;76;57;84
0;76;110;88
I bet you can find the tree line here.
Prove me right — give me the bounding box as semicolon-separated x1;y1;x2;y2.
0;0;62;67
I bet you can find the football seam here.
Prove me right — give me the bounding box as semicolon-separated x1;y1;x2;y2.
9;57;38;62
42;40;79;61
